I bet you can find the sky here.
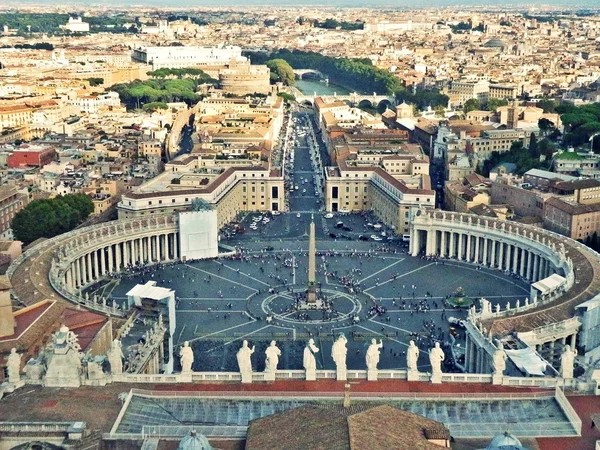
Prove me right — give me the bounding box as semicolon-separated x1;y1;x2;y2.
5;0;600;8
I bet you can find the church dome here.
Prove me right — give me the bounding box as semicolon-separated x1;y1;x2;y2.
483;39;507;49
177;430;213;450
485;432;526;449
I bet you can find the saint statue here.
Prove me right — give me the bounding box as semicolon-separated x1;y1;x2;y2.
366;339;383;370
303;339;319;372
429;342;445;376
180;341;194;374
331;334;348;372
236;340;255;374
492;342;507;375
406;340;420;372
264;340;281;373
107;339;124;375
7;347;21;384
560;346;576;379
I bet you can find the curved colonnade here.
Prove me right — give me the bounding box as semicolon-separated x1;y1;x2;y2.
410;209;600;372
8;209;600;375
9;215;179;316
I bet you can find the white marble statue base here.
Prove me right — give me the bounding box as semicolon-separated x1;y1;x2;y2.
492;374;504;385
430;372;442;384
407;370;420;381
367;369;378;381
240;372;253;384
264;371;276;382
306;369;316;381
336;369;347;381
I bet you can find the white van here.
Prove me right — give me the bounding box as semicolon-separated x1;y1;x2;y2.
402;234;410;242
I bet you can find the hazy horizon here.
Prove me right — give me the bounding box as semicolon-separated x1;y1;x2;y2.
3;0;600;9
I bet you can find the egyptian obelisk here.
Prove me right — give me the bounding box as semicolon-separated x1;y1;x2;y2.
307;214;317;303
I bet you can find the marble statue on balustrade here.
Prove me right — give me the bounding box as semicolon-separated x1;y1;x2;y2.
331;334;348;381
492;341;507;378
303;339;319;381
180;341;194;374
264;340;281;381
560;346;576;379
107;339;125;375
7;348;21;385
406;340;420;372
44;325;83;388
237;340;255;384
366;338;383;381
429;342;445;384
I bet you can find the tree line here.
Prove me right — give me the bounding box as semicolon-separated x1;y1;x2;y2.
12;194;94;245
556;102;600;151
110;69;216;110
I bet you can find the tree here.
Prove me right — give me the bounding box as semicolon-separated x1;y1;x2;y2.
277;92;296;103
463;98;481;114
485;98;508;112
538;97;558;113
266;59;295;86
86;77;104;87
12;194;93;245
529;133;539;158
538;118;555;136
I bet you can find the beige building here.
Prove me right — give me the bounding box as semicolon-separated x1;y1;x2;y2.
444;173;491;213
0;105;33;132
446;79;489;106
118;165;284;227
488;84;519;100
544;197;600;240
0;184;28;239
325;160;435;235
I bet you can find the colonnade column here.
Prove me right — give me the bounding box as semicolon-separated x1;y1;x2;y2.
66;266;73;290
512;246;519;273
92;250;98;280
108;245;114;273
482;238;489;266
85;254;92;284
538;258;546;281
449;232;456;258
440;231;447;258
526;251;534;280
466;234;472;262
458;234;464;260
498;242;504;270
474;236;480;264
520;250;527;278
490;240;496;268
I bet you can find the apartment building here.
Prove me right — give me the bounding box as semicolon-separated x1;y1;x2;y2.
0;105;33;132
0;184;28;239
446;80;489;106
324;160;435;234
118;165;284;227
488;84;519;100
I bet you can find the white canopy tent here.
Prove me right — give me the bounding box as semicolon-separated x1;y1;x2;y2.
504;348;547;376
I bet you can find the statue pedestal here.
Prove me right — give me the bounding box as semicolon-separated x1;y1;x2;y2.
492;373;503;385
367;369;378;381
336;368;347;381
407;370;420;381
240;371;253;384
305;369;316;381
264;371;275;382
430;372;442;384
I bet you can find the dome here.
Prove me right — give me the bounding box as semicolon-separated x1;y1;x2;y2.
485;432;526;450
177;430;213;450
483;39;507;49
